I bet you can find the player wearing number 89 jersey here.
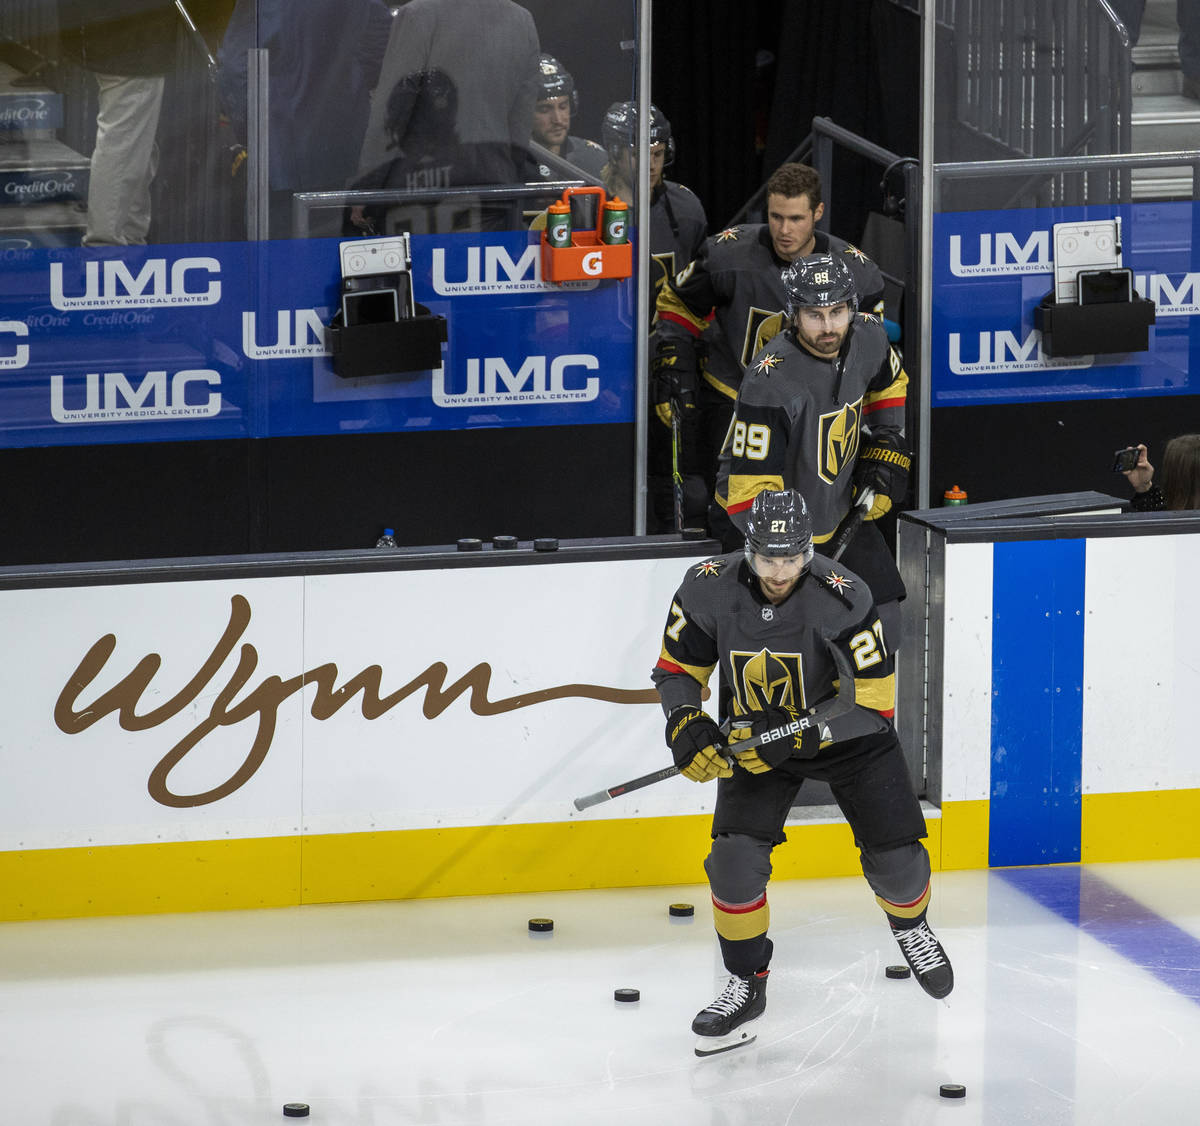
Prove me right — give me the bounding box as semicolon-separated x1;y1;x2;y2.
651;488;951;1055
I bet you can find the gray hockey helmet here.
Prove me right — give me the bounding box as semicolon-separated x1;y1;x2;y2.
537;53;578;113
601;101;675;164
781;253;858;319
744;489;814;575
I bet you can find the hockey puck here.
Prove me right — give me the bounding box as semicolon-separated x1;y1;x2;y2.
614;987;640;1002
939;1084;966;1099
885;964;912;979
282;1104;310;1118
456;537;482;552
492;535;519;550
534;537;559;552
528;917;554;932
682;526;707;540
668;902;695;917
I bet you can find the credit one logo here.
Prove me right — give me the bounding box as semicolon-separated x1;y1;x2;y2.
432;354;599;406
50;257;221;310
431;245;597;294
0;97;54;126
949;231;1052;277
242;309;329;358
948;329;1093;373
51;370;222;422
0;319;30;369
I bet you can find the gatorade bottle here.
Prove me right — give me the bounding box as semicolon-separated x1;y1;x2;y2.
546;200;572;248
943;485;968;506
602;197;629;244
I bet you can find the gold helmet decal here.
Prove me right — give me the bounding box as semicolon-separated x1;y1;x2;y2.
816;398;862;483
730;648;806;713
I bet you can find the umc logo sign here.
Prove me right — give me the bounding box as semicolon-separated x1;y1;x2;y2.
948;231;1053;277
51;370;223;423
431;244;597;294
49;257;221;310
948;328;1093;373
432;354;600;406
0;320;29;369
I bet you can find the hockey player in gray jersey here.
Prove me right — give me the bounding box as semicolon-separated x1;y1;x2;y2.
650;162;885;529
713;251;910;641
652;489;952;1056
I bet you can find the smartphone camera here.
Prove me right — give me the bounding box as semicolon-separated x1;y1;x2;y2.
1112;446;1140;473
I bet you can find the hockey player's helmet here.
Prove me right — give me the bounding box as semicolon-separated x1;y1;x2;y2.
781;253;858;319
601;101;676;165
537;54;579;113
744;489;814;577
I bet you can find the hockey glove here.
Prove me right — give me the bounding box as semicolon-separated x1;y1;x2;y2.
853;434;912;520
651;340;698;428
729;704;821;773
666;707;732;783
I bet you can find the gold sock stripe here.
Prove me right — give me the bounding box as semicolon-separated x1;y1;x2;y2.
876;881;930;920
712;895;770;942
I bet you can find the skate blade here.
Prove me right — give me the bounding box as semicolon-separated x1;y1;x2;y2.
694;1026;758;1058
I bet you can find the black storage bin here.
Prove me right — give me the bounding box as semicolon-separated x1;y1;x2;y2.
326;303;447;377
1034;292;1156;358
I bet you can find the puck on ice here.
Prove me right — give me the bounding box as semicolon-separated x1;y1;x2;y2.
939;1084;966;1099
614;988;640;1002
668;903;694;917
282;1104;310;1118
528;917;554;932
885;964;912;979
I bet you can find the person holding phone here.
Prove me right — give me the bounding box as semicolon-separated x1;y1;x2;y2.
1120;435;1200;510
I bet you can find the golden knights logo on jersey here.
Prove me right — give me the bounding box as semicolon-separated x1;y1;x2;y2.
729;648;807;713
816;397;863;483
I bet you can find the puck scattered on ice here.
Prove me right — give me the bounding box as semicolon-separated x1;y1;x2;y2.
282;1104;310;1118
528;917;554;932
534;537;559;552
456;538;482;552
939;1084;966;1099
493;535;519;550
614;988;640;1002
668;903;694;917
885;964;911;979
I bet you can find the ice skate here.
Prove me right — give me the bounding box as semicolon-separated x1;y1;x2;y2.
891;918;954;999
691;969;768;1056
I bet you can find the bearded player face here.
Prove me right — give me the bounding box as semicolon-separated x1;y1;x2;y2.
793;302;852;357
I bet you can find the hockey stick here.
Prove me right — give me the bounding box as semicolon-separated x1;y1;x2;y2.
670;397;685;532
573;641;858;812
827;487;876;562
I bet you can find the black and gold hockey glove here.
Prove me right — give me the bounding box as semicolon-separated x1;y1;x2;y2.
651;340;697;428
730;704;821;773
853;435;912;520
666;707;732;783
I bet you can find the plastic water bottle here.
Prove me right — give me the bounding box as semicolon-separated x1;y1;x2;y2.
375;527;398;548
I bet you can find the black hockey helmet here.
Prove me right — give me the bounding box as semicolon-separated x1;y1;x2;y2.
536;53;578;113
601;101;675;165
744;489;814;575
781;253;858;319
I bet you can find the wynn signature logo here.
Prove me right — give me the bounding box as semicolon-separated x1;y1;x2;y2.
54;594;658;809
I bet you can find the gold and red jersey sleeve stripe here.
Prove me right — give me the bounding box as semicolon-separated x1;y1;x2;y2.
724;473;785;515
655;653;716;687
853;673;895;716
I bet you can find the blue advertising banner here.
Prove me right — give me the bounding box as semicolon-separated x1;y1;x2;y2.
0;231;636;449
932;201;1200;407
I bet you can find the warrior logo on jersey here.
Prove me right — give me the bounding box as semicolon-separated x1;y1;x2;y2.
754;352;783;374
816;398;863;483
825;570;855;593
729;648;806;713
716;226;741;242
694;558;724;577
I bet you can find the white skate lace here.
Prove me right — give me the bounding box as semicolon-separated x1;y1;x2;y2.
895;921;947;975
703;975;751;1015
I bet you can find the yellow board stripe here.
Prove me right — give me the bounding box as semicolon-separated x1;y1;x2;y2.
1082;788;1200;861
